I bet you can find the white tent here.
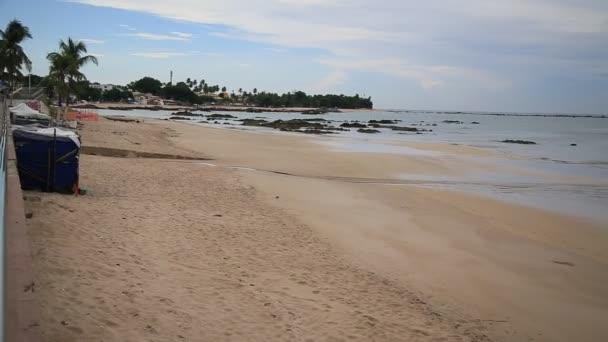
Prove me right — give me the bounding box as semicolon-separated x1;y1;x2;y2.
9;103;51;120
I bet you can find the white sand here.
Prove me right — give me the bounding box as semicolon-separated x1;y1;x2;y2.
25;118;608;342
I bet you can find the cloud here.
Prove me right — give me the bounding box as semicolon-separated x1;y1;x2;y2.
78;38;105;44
264;47;285;53
171;31;193;38
311;70;348;92
89;53;105;57
319;58;510;90
68;0;608;106
118;24;136;30
203;52;223;57
125;32;192;41
131;52;189;59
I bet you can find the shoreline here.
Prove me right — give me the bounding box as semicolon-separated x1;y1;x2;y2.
26;117;608;342
72;102;373;113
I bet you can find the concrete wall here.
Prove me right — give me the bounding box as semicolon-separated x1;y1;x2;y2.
2;97;39;341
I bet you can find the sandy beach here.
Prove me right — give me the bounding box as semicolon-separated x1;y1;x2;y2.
25;118;608;342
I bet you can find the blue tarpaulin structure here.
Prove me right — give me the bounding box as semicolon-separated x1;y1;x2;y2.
12;126;80;193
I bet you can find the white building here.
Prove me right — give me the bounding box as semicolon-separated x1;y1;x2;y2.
91;83;119;92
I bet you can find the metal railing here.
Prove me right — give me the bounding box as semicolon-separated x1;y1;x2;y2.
0;94;8;342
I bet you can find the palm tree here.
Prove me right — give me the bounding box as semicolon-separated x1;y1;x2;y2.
0;19;32;92
46;52;70;106
47;38;98;106
253;88;257;95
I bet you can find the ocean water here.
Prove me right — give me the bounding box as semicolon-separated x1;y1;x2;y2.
98;108;608;223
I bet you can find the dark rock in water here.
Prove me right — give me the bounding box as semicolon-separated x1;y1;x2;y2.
358;128;381;134
570;143;577;146
471;121;480;124
368;123;382;128
199;120;210;123
240;119;268;126
502;139;537;145
301;129;335;135
172;111;205;117
340;122;367;128
246;108;264;113
324;127;350;132
207;113;237;119
213;121;220;124
390;126;418;132
169;116;192;120
222;122;230;125
301;109;327;115
263;119;324;130
432;124;437;126
369;119;398;124
302;118;328;122
443;120;462;124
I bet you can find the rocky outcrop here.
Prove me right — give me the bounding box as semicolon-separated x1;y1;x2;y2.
340;122;367;128
240;119;268;126
264;119;325;130
369;119;398;124
302;118;328;122
172;111;205;117
501;139;537;145
388;126;419;132
443;120;463;124
207;113;237;119
357;128;381;134
301;109;327;115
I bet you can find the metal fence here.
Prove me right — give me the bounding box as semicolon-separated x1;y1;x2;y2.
0;94;8;342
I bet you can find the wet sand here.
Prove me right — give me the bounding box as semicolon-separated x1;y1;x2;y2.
26;118;608;342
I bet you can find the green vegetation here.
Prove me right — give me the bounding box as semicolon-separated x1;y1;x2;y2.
121;76;373;108
244;91;372;109
46;38;98;105
69;81;133;102
0;19;32;91
128;76;163;95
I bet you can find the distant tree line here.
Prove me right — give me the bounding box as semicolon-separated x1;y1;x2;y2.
40;73;372;108
122;76;373;108
244;91;372;109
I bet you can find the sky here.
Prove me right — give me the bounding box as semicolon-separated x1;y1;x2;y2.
1;0;607;113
